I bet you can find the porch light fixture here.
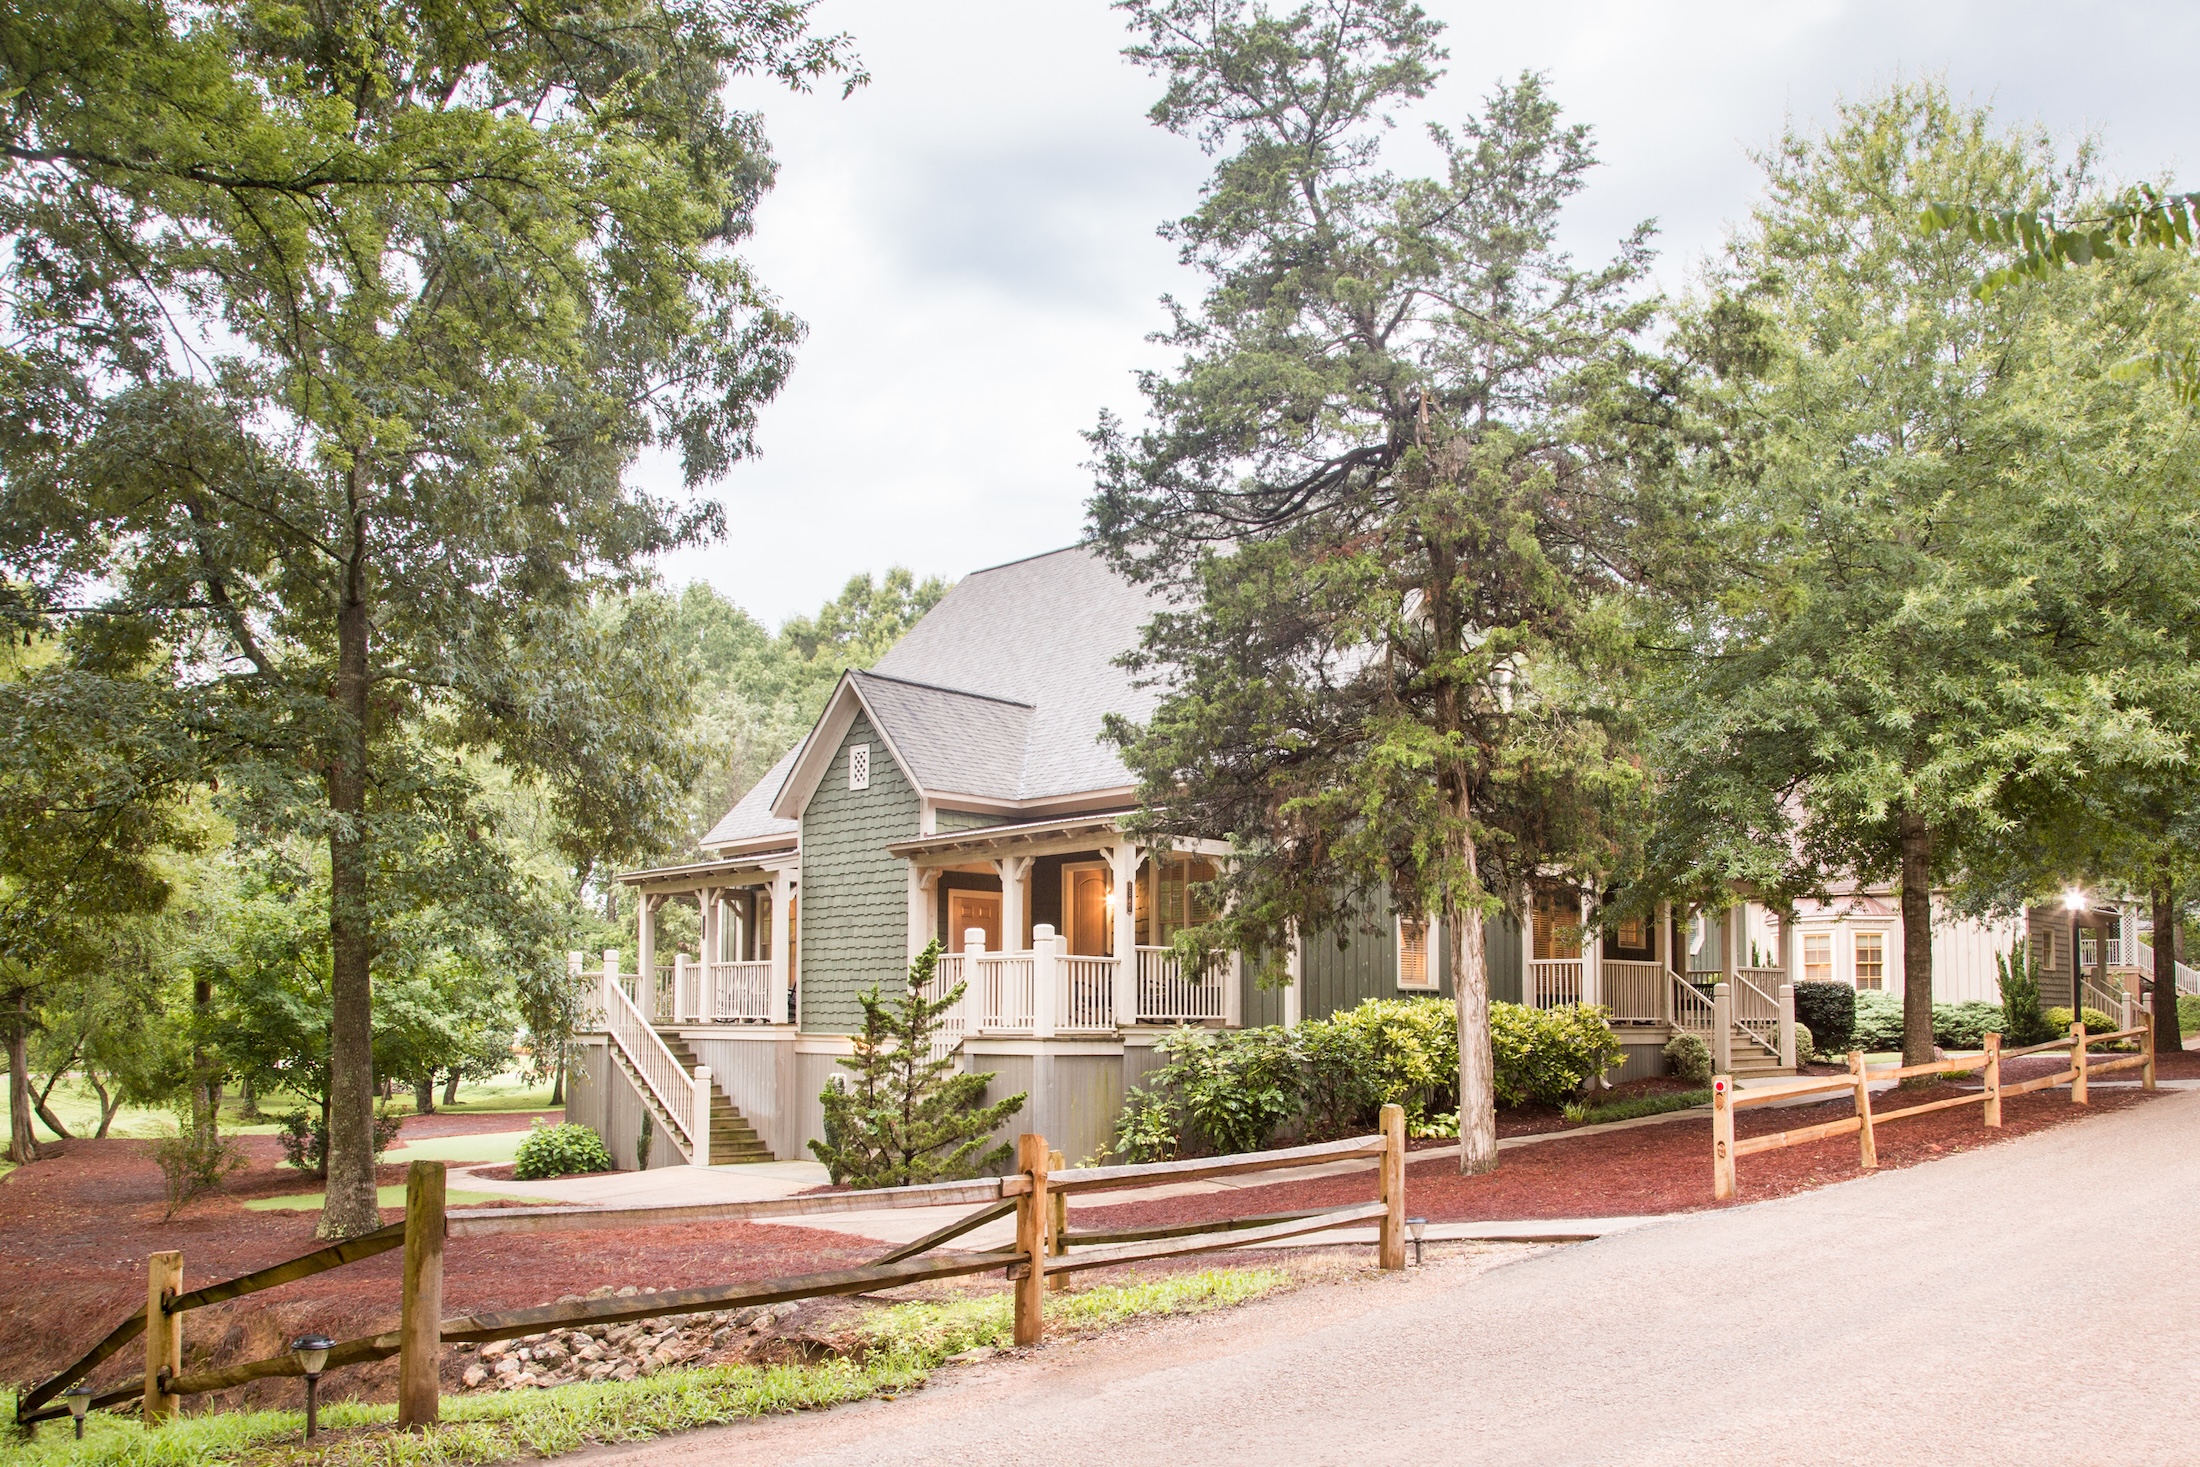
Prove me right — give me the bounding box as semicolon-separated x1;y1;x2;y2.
291;1334;334;1440
62;1383;92;1439
1407;1217;1427;1268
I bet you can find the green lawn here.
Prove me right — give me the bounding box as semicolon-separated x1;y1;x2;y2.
242;1185;545;1212
9;1073;560;1150
0;1269;1288;1467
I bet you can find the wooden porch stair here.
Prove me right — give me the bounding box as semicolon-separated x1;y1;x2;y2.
600;1027;775;1165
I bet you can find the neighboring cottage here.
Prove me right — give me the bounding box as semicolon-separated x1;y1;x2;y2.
565;546;2116;1171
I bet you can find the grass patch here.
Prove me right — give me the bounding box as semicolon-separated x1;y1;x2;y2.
242;1186;539;1212
1560;1089;1711;1126
0;1268;1289;1467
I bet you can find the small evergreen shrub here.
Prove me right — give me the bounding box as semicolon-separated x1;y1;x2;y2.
1997;943;2054;1046
152;1111;247;1217
2179;994;2200;1035
1298;997;1457;1135
637;1108;654;1169
1663;1031;1712;1084
1489;1003;1623;1106
1794;1022;1816;1067
1851;990;1905;1052
1793;981;1856;1053
276;1106;404;1176
1931;1000;2007;1050
1116;1024;1305;1161
2043;1006;2118;1036
513;1121;613;1180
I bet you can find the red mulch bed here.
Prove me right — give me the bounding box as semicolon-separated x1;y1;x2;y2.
0;1112;869;1411
1074;1051;2188;1234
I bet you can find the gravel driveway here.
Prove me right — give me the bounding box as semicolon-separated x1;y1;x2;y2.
579;1086;2200;1465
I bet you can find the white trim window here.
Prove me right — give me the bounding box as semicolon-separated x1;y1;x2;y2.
1397;915;1440;991
1853;931;1886;990
847;742;871;791
1803;932;1833;984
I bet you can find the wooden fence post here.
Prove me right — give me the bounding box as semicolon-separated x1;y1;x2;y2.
1982;1033;2002;1127
143;1250;182;1426
1848;1052;1877;1170
1047;1149;1069;1293
2143;1010;2157;1091
1013;1134;1049;1346
397;1161;446;1430
2071;1022;2088;1106
1710;1078;1735;1201
1377;1103;1406;1271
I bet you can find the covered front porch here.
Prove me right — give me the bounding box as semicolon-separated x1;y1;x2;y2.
620;852;799;1025
887;815;1244;1037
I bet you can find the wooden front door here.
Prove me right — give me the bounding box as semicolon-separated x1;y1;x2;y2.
947;892;1001;952
1062;863;1112;956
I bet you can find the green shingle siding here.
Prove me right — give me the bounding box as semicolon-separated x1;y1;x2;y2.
936;808;1008;832
1300;888;1523;1019
798;714;919;1033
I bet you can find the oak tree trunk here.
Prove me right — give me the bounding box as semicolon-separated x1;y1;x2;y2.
550;1058;565;1107
8;992;36;1163
1897;810;1935;1069
413;1076;437;1115
2153;885;2183;1052
442;1069;461;1106
320;593;380;1239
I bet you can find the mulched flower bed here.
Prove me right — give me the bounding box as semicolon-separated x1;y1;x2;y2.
1072;1055;2183;1234
0;1114;870;1413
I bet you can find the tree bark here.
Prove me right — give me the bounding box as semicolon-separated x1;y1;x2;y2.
1897;809;1935;1069
442;1069;460;1107
8;991;37;1163
320;589;381;1239
2153;884;2183;1052
412;1075;436;1115
550;1057;565;1107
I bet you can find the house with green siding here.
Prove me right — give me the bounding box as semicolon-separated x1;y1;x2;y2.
567;546;1790;1170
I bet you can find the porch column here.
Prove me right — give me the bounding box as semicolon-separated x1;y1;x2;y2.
769;870;797;1025
1777;984;1797;1069
1656;900;1673;1025
1032;924;1060;1039
1712;981;1734;1074
1781;905;1800;987
907;865;940;964
1519;895;1534;1000
699;888;722;1021
1108;844;1141;1027
1579;890;1600;1009
1719;901;1738;984
636;894;659;1021
672;953;690;1024
1283;922;1304;1029
995;854;1033;953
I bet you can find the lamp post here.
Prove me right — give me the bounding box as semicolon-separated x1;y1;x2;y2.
62;1384;92;1440
290;1334;333;1441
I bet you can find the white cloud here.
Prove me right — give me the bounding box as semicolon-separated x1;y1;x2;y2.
651;0;2200;623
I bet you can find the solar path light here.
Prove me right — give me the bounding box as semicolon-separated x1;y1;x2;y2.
62;1383;92;1439
290;1334;334;1441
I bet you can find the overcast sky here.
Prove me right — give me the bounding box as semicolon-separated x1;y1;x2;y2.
651;0;2200;625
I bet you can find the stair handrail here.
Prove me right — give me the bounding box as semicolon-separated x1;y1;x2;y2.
1669;970;1716;1032
600;973;696;1156
2134;941;2200;996
1729;969;1785;1057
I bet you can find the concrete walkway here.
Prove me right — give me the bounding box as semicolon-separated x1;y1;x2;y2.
579;1084;2200;1466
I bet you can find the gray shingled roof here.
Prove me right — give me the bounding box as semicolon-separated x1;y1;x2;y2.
849;671;1033;799
867;544;1164;801
699;745;800;850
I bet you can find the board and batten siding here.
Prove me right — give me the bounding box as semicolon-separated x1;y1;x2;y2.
798;712;920;1033
1299;890;1523;1019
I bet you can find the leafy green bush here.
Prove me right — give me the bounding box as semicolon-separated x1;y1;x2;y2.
1489;1003;1623;1106
2043;1006;2118;1036
1793;981;1855;1053
513;1121;614;1180
1997;943;2054;1045
1794;1022;1817;1067
1663;1031;1712;1084
1114;1024;1304;1161
2180;994;2200;1036
276;1105;404;1176
1931;1000;2006;1050
1298;997;1457;1134
1851;990;1905;1052
151;1111;248;1217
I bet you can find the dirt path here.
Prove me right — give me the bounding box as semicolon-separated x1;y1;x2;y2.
581;1084;2200;1466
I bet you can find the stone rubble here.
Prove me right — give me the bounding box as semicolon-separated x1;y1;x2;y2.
450;1284;805;1391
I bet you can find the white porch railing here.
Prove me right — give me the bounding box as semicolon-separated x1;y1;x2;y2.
1732;969;1784;1058
1670;972;1717;1035
707;960;776;1022
1528;959;1583;1009
1136;946;1229;1023
1600;960;1667;1025
1060;955;1119;1033
977;953;1037;1034
653;964;676;1021
920;953;970;1059
600;964;695;1159
2134;941;2200;996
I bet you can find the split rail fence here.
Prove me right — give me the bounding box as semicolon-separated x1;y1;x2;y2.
17;1107;1411;1434
1710;1017;2158;1200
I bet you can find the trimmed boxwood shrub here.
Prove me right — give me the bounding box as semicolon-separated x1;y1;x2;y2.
1794;1022;1817;1066
1663;1031;1712;1085
2042;1006;2118;1036
1931;1000;2007;1050
1793;982;1856;1054
513;1121;614;1180
1851;990;1905;1052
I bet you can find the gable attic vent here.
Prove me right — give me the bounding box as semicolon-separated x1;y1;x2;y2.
848;742;870;792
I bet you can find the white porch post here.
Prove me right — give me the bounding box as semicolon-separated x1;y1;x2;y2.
965;930;988;1030
1579;890;1601;1009
1108;845;1140;1026
1712;981;1734;1075
908;866;940;963
1283;922;1304;1029
691;1065;713;1167
1519;894;1534;1000
1224;950;1244;1028
1655;901;1673;1024
602;949;620;1016
1781;905;1800;987
635;894;658;1021
672;953;690;1024
769;871;797;1025
1777;984;1797;1069
1032;924;1060;1039
994;855;1033;953
1719;902;1739;984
